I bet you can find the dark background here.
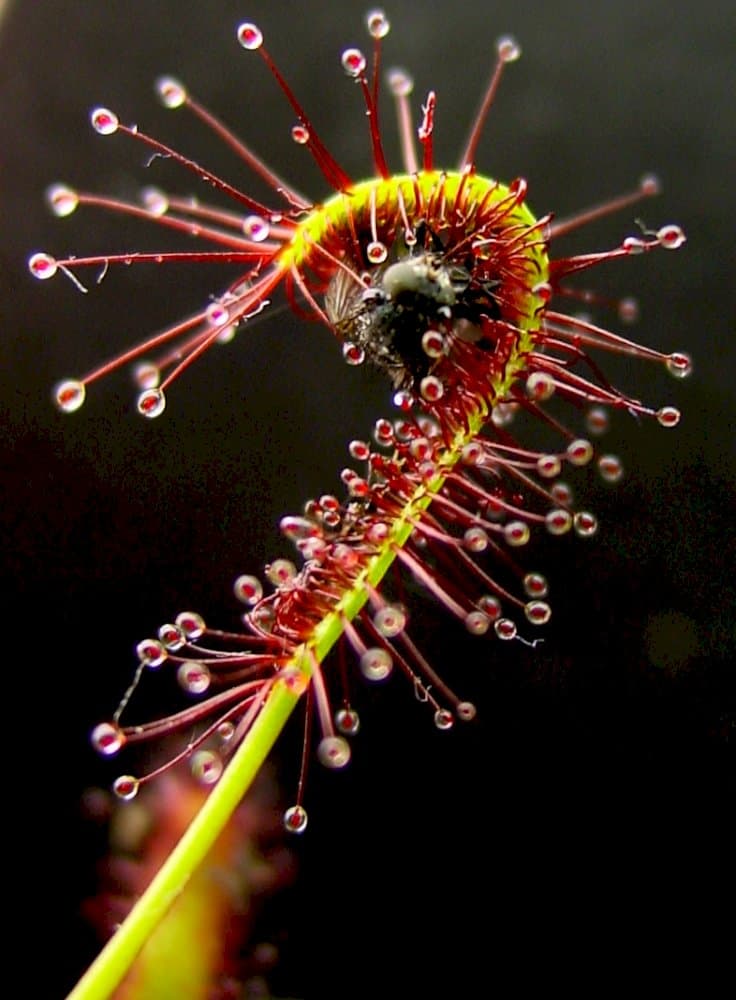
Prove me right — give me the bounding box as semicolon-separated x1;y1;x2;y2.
1;1;733;996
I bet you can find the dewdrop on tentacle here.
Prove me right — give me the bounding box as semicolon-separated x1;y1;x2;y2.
35;11;689;820
90;722;126;757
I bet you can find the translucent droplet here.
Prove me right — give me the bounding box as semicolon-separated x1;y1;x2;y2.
536;454;561;478
433;708;454;730
90;107;119;135
349;439;370;461
666;353;693;379
317;735;351;769
332;543;361;570
243;214;270;242
335;707;361;736
366;521;389;544
54;379;86;413
251;603;276;632
657;224;686;249
137;387;166;418
623;236;646;254
526;371;555;401
491;402;517;428
497;35;521;62
348;476;370;498
465;610;491;636
133;362;160;390
639;173;661;196
217;721;236;742
341;47;366;78
408;438;431;462
420;375;444;402
387;68;413;96
156;76;187;108
360;647;393;681
525;601;552;625
503;520;530;547
291;124;310;144
91;722;126;756
205;302;229;327
393;390;414;412
393;418;413;441
47;183;79;217
374;418;394;444
191;749;223;785
494;618;517;641
237;22;263;50
136;638;166;668
484;497;505;522
464;526;489;553
523;572;548;598
234;574;263;605
417;460;437;482
478;595;502;621
366;240;388;264
265;558;297;586
551;481;573;505
656;406;680;428
342;341;365;365
113;775;139;801
462;442;483;465
175;611;206;640
29;252;58;280
618;297;639;323
456;701;477;722
217;324;235;347
297;536;325;561
177;662;211;695
545;509;573;535
283;804;308;834
141;187;169;216
417;415;441;438
373;604;406;638
598;454;624;483
280;515;319;541
566;439;594;467
366;9;390;38
158;623;185;650
421;329;445;358
585;407;610;436
573;511;598;537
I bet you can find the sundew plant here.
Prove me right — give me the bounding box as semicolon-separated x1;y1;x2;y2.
30;8;690;998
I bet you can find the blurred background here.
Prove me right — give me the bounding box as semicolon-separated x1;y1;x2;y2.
1;1;733;995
